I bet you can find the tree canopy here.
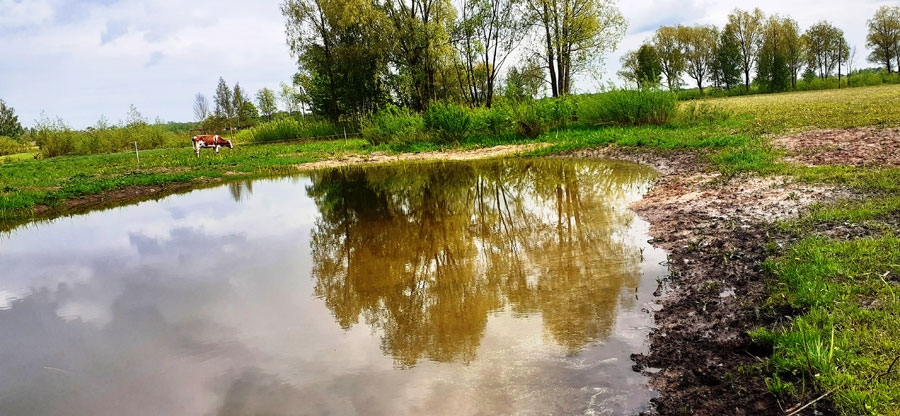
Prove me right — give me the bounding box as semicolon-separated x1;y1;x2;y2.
0;99;24;139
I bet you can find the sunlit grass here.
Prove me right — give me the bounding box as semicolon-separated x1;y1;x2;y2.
709;83;900;132
759;236;900;414
0;138;373;221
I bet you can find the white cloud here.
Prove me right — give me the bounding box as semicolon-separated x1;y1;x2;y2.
1;0;895;126
1;0;295;128
0;0;55;27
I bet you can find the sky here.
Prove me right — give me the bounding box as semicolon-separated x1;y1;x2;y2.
0;0;893;129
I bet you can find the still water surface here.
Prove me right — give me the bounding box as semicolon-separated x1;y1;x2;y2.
0;158;665;415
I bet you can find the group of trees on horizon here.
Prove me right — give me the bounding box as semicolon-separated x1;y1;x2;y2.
278;0;627;123
619;5;900;94
3;3;900;144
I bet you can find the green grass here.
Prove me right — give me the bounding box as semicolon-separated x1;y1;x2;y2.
711;84;900;132
0;138;373;224
759;236;900;414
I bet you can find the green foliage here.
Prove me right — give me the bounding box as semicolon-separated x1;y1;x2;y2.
0;136;26;156
238;117;342;143
30;115;183;158
764;373;796;398
764;235;900;414
866;6;900;73
636;44;663;87
511;100;556;138
674;102;735;125
471;105;513;136
256;88;278;121
710;146;781;174
576;89;677;126
504;62;544;102
424;102;473;144
361;105;426;146
714;25;744;90
0;99;24;139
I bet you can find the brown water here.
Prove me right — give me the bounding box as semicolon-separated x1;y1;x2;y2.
0;158;666;415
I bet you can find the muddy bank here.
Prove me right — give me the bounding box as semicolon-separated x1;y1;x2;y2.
565;143;853;415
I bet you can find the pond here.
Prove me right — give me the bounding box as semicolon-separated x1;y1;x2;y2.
0;158;666;415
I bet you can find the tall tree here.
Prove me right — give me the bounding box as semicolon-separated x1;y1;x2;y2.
726;8;765;92
282;0;339;120
279;82;301;116
617;49;640;88
0;99;24;139
803;21;848;80
504;60;544;101
866;5;900;73
233;83;256;128
652;26;685;91
635;44;662;88
454;0;521;107
282;0;388;121
214;77;234;119
381;0;456;110
679;24;718;94
713;24;742;90
256;88;278;121
781;17;803;89
525;0;626;97
757;15;794;92
193;93;210;123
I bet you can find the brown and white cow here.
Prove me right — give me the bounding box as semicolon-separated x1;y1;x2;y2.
191;134;234;157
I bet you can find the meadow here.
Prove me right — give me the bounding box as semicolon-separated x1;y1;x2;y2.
2;83;900;414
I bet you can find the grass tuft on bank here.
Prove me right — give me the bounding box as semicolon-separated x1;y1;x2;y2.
758;235;900;414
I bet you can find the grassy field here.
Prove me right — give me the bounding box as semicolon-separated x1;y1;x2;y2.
2;84;900;414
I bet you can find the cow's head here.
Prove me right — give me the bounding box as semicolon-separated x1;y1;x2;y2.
225;139;234;149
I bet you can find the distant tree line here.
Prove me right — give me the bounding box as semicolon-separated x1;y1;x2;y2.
618;6;900;94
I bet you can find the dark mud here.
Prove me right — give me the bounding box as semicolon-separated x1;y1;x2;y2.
565;145;843;415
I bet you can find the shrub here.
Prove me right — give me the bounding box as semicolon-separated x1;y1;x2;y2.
512;102;550;138
424;102;473;144
33;117;77;157
361;105;425;146
577;89;677;126
0;136;25;156
471;105;513;136
239;118;342;143
542;96;577;129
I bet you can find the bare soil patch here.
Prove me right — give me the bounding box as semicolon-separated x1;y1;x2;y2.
296;143;553;170
773;127;900;167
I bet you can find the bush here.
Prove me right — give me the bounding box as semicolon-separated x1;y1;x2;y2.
33;117;77;157
424;102;473;144
238;118;342;143
0;136;25;156
31;116;184;158
361;105;426;146
471;105;513;136
577;89;677;126
512;102;550;138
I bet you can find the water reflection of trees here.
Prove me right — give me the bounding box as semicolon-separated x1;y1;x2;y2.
227;180;255;203
306;159;655;367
